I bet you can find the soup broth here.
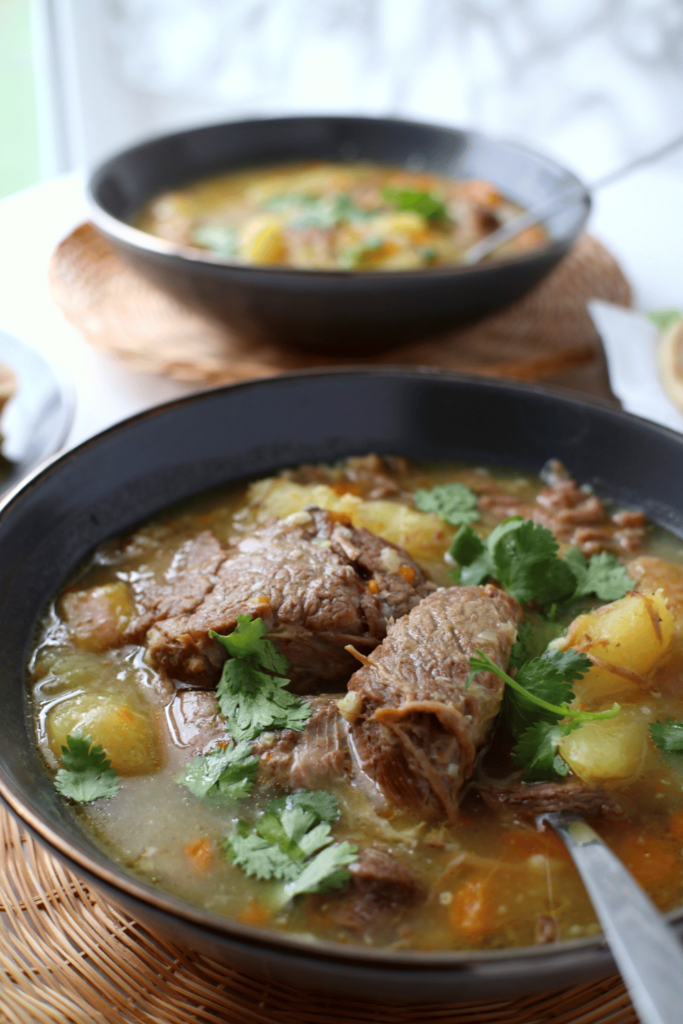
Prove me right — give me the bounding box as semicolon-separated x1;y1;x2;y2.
28;456;683;952
135;162;546;271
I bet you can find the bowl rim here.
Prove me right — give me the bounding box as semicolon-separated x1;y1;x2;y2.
2;366;676;976
86;113;591;281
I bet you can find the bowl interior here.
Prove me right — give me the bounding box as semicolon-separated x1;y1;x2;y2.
89;116;588;254
1;370;677;993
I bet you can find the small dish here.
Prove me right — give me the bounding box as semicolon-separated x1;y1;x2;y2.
87;116;590;355
0;329;75;495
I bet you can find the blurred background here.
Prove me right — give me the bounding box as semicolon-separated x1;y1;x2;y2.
4;0;683;199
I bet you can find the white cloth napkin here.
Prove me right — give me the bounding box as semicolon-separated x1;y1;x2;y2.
588;299;683;433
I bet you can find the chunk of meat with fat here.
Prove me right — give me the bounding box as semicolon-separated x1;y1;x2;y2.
348;584;522;822
165;689;349;791
317;846;422;932
60;582;137;652
477;777;623;819
127;507;434;690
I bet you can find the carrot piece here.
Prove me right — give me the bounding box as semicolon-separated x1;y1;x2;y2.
367;579;380;595
237;900;271;926
448;876;495;936
183;838;213;873
617;832;679;889
331;484;360;497
398;565;416;583
669;810;683;842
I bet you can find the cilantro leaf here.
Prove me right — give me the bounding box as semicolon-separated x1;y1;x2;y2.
382;187;447;222
414;483;480;526
54;732;120;803
284;841;359;899
450;525;487;565
467;648;618;724
512;720;580;781
650;718;683;752
505;648;591;737
175;739;258;802
225;827;300;882
211;617;311;742
563;548;633;603
647;308;683;333
224;790;358;900
490;520;575;605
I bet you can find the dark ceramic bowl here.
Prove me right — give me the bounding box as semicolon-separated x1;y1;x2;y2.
87;116;590;355
0;370;679;1004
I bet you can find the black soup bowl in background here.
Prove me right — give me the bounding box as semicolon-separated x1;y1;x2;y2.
0;370;676;1004
87;116;590;355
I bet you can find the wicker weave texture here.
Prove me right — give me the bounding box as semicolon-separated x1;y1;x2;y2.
48;226;629;399
0;807;639;1024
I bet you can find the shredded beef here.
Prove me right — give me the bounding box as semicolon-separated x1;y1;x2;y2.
477;776;623;819
128;507;434;690
319;847;422;932
478;459;646;556
348;585;521;821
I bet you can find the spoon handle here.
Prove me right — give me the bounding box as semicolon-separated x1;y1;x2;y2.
542;811;683;1024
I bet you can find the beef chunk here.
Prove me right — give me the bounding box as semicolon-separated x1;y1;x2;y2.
129;508;434;690
320;847;422;932
166;689;349;791
478;777;623;819
348;585;522;822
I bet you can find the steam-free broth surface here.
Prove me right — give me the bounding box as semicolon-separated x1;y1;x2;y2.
136;162;546;271
29;456;683;951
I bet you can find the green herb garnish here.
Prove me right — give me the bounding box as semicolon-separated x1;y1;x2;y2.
211;616;311;743
54;731;120;803
413;482;480;526
224;790;358;900
175;739;259;802
647;309;683;333
468;648;619;781
382;187;447;222
650;718;683;752
190;224;238;257
450;517;633;607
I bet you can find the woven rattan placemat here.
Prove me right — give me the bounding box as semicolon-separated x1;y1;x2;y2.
49;227;630;400
0;804;638;1024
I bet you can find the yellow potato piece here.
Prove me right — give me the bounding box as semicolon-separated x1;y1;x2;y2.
240;216;285;264
247;478;446;563
563;590;673;703
558;707;649;788
371;211;426;238
47;694;159;776
59;582;136;652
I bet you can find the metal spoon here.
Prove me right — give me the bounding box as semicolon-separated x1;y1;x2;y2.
539;810;683;1024
464;130;683;264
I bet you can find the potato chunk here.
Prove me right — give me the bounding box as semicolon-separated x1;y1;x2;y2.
561;591;673;703
240;216;285;264
46;694;159;776
558;707;648;787
247;478;446;564
59;582;136;652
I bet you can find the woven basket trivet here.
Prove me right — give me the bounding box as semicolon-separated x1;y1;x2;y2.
0;805;639;1024
49;226;630;401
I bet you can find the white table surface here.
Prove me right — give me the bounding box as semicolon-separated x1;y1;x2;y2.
0;168;682;451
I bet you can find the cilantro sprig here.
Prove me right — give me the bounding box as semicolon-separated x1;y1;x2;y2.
54;731;120;803
450;517;633;607
650;719;683;752
382;187;448;222
211;616;312;742
225;790;358;902
175;739;258;802
413;482;480;526
468;648;619;781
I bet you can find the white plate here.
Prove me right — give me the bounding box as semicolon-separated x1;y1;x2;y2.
0;329;75;496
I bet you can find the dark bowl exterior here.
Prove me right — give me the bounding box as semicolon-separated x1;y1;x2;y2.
87;116;590;355
1;369;679;1003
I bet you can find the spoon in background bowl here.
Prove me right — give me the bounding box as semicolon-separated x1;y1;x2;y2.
465;130;683;265
539;810;683;1024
